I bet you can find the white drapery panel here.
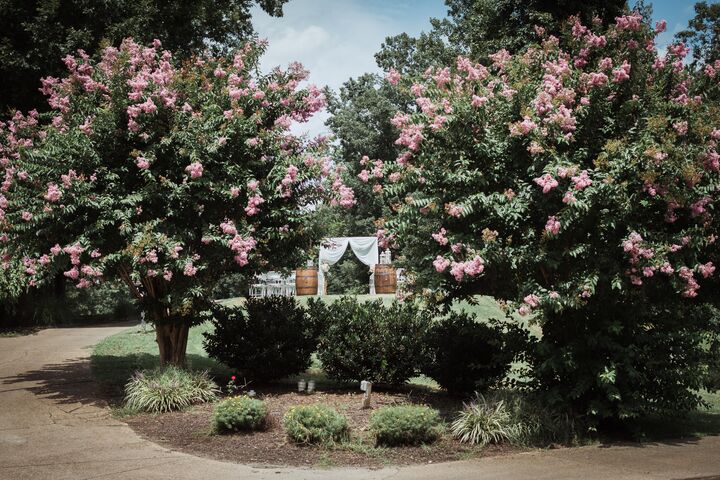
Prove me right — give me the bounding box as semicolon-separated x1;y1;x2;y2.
317;237;379;295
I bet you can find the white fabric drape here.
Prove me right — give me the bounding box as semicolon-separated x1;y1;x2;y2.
317;237;379;295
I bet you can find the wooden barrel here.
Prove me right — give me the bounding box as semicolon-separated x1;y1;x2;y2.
374;265;397;294
295;267;318;296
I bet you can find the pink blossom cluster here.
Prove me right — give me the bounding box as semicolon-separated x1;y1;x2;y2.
433;255;450;272
431;227;449;246
245;194;264;216
330;177;356;208
227;235;257;267
185;162;203;179
518;294;541;316
44;183;62;202
534;173;559;193
449;256;485;282
544;216;561;235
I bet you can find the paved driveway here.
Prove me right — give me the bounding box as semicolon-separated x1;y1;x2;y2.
1;325;719;480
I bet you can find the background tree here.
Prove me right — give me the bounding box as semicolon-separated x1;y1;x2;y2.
325;1;628;277
374;14;720;425
0;0;289;114
0;39;349;364
677;1;720;69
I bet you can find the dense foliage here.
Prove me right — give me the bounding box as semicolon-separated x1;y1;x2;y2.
124;366;219;413
308;297;429;385
212;396;268;433
203;297;318;381
373;14;720;425
423;311;531;394
0;39;351;364
369;405;443;446
0;0;289;113
283;404;349;445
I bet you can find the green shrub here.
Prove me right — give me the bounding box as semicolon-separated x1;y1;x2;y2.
124;366;219;413
203;296;318;381
423;312;531;394
369;405;443;446
283;404;349;444
309;297;430;385
212;396;268;433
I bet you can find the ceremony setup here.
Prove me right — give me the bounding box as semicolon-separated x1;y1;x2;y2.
1;1;720;479
250;237;402;297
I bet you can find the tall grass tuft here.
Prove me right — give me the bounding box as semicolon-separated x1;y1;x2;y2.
124;366;219;413
451;394;522;446
451;392;577;447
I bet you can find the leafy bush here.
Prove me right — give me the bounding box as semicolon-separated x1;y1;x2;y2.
203;296;318;381
369;405;443;446
212;396;268;433
283;404;349;444
124;366;219;413
423;311;531;393
309;297;430;385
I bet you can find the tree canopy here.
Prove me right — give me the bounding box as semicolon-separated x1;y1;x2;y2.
0;39;349;363
0;0;289;113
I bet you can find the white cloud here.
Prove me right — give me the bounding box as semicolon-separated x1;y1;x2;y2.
251;0;445;137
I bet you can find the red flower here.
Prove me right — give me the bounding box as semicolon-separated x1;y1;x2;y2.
230;375;236;381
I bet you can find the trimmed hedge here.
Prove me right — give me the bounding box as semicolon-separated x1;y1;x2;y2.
283;404;348;444
203;296;319;381
370;405;443;446
212;396;268;433
308;296;430;385
423;312;530;393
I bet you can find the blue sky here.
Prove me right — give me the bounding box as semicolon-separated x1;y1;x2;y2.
251;0;713;136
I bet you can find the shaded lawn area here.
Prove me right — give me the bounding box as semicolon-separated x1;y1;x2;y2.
91;294;720;439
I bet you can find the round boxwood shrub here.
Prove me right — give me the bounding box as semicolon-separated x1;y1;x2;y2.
369;405;443;446
308;297;430;385
124;366;219;413
203;296;318;381
422;312;531;394
212;396;268;433
283;404;348;444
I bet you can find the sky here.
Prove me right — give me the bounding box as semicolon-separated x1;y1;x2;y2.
251;0;713;137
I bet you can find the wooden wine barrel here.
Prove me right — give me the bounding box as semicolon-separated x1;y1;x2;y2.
295;267;318;296
374;265;397;294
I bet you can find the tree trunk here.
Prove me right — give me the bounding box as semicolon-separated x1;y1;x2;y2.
155;321;190;366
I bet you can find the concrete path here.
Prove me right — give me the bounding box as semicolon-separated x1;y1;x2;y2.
0;325;719;480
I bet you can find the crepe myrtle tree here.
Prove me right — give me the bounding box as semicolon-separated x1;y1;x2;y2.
0;39;355;365
372;14;720;423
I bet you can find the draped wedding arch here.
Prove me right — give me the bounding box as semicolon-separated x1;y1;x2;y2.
317;237;378;295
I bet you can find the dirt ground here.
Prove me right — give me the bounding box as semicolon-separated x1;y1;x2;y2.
126;388;516;467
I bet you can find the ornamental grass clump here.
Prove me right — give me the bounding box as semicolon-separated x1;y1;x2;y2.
283;404;348;445
450;394;524;447
369;405;443;446
212;396;268;433
124;366;219;413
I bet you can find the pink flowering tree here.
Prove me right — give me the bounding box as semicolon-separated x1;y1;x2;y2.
0;39;351;365
374;14;720;423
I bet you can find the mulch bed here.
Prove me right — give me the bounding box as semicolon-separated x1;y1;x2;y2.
125;386;519;467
